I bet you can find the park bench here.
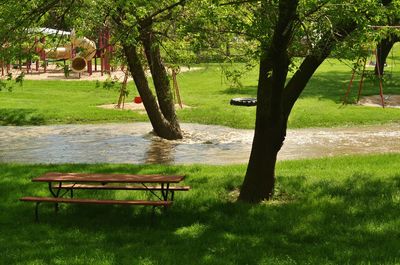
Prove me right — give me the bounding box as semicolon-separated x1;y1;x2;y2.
20;172;190;222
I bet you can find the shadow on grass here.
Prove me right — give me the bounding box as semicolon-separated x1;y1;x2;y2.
301;71;400;103
220;85;257;96
219;71;400;105
0;108;45;125
1;164;399;264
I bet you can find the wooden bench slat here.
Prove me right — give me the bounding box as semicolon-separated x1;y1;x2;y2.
33;172;185;183
52;184;191;191
20;197;172;206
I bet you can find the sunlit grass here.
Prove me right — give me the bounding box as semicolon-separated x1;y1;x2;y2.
1;58;400;128
1;153;399;264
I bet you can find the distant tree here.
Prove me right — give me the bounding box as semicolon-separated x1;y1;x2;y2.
373;0;400;75
375;32;399;75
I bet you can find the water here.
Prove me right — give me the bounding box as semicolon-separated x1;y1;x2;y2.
0;123;399;164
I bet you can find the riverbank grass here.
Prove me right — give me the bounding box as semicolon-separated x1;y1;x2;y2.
1;59;400;128
1;153;399;264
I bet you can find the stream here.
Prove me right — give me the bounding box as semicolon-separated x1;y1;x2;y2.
0;123;399;164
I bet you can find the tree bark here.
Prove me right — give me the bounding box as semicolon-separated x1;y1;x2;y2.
114;10;182;140
239;0;298;202
239;5;358;202
123;44;182;140
374;33;398;76
140;23;180;125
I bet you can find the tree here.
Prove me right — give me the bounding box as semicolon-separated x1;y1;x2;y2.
110;1;189;140
375;32;399;75
233;0;387;202
373;0;400;75
0;0;192;140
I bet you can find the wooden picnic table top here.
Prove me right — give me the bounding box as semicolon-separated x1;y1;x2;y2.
32;172;185;184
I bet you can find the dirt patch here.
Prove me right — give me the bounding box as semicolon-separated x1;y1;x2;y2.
4;65;202;82
98;102;192;114
358;95;400;108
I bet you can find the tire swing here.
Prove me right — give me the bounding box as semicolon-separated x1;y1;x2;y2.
230;98;257;106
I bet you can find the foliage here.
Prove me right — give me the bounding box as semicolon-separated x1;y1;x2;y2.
0;79;6;92
102;76;120;90
0;71;25;92
56;62;71;78
15;72;25;86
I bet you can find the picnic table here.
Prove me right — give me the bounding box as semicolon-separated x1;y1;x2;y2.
20;172;190;222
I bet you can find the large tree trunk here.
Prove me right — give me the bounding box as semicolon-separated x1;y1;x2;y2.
239;0;298;202
239;45;289;201
239;3;358;202
374;33;398;76
113;8;182;140
140;24;181;129
123;44;182;140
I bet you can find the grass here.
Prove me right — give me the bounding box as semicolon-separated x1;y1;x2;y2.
1;59;400;128
1;47;399;265
0;80;145;125
1;153;399;264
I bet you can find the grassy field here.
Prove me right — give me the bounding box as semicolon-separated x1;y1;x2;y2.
2;48;399;265
1;154;399;265
1;59;400;128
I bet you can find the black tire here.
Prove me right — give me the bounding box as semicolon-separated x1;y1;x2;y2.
230;98;257;106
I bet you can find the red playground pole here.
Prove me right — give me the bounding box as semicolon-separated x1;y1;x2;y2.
26;61;31;74
356;57;367;103
343;68;356;105
41;37;47;73
105;29;111;74
99;31;104;76
34;36;39;72
87;60;92;75
373;49;385;108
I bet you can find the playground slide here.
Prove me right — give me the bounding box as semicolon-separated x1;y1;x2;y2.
70;36;97;72
41;29;96;72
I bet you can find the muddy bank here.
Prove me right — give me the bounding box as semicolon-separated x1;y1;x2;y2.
0;123;399;164
358;95;400;108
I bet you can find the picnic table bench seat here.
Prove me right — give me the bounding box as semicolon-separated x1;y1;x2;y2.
20;196;172;222
20;196;172;206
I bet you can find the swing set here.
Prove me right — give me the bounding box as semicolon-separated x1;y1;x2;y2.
343;26;398;108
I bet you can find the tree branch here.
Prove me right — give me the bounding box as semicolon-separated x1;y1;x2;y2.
283;19;358;115
219;0;258;6
147;0;188;20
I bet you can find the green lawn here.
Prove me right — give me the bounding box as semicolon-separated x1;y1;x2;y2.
1;154;399;264
2;49;399;265
1;59;400;128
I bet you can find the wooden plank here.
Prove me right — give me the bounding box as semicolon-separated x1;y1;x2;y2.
33;172;185;183
20;197;172;206
52;184;191;191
